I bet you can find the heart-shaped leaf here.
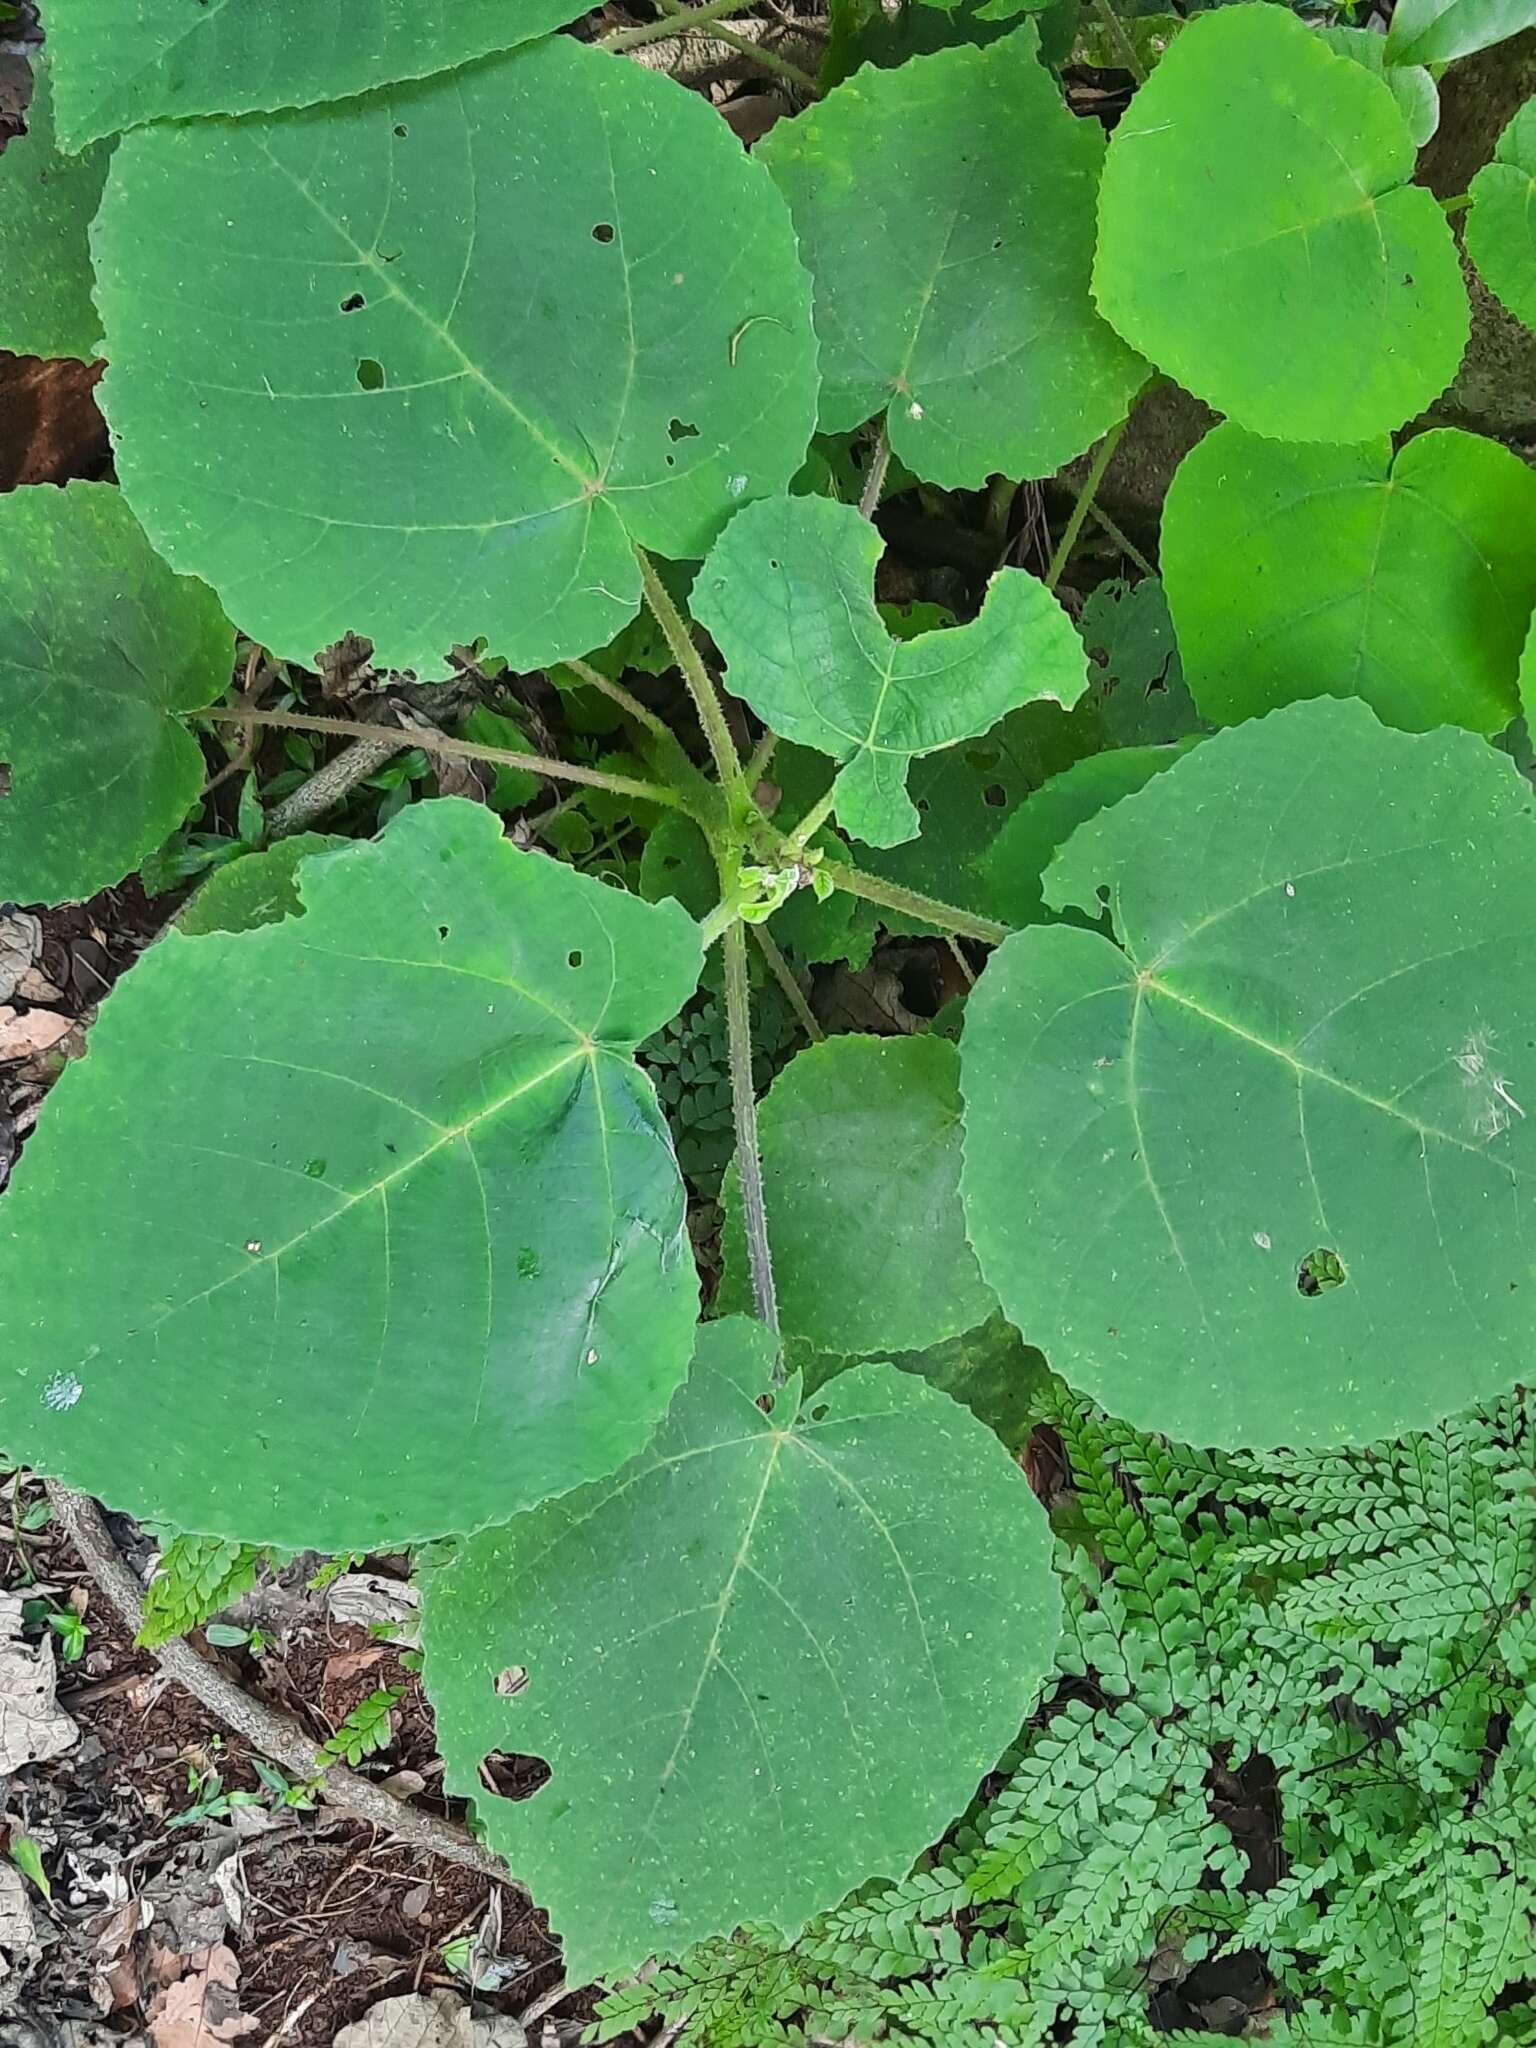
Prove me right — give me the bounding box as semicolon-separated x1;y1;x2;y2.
961;697;1536;1449
0;60;109;362
1093;5;1467;442
1162;424;1536;734
420;1316;1061;1981
756;1034;996;1354
1386;0;1536;64
0;482;233;906
0;801;702;1548
47;0;589;149
759;26;1145;487
91;37;819;677
1467;100;1536;337
692;495;1087;847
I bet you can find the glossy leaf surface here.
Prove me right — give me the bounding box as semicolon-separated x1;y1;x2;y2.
1467;100;1536;336
1094;5;1466;441
1162;425;1536;734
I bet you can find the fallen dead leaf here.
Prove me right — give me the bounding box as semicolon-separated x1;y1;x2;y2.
0;1006;75;1064
325;1573;420;1647
0;1860;41;1981
322;1646;386;1688
0;912;41;1005
146;1943;257;2048
332;1989;527;2048
0;1590;77;1776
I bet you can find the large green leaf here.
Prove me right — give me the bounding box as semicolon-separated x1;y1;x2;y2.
692;495;1087;847
758;27;1144;487
960;697;1536;1449
0;60;109;361
1315;27;1438;151
91;38;818;678
983;742;1193;929
1386;0;1536;63
0;801;702;1548
1466;100;1536;337
758;1034;995;1354
420;1316;1060;1981
1093;5;1467;442
1161;425;1536;735
0;482;233;906
46;0;587;150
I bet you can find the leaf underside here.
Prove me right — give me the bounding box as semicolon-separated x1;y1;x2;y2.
0;801;703;1549
1093;5;1467;442
91;36;818;677
0;482;234;907
961;697;1536;1448
420;1316;1061;1982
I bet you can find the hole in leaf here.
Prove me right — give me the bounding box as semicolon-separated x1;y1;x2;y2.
356;359;385;391
494;1665;529;1697
438;924;449;940
592;222;615;243
339;292;366;313
478;1751;551;1802
667;418;700;442
983;783;1007;807
991;238;1003;250
809;1403;829;1422
1297;1248;1346;1297
756;1392;774;1415
393;123;408;138
769;559;779;571
917;797;931;814
568;950;583;968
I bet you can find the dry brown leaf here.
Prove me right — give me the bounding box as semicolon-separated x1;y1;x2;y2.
0;913;41;1006
0;1590;77;1775
147;1943;257;2048
322;1646;386;1688
331;1989;527;2048
0;1006;75;1064
0;352;108;488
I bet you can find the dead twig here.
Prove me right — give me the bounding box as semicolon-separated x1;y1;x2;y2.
45;1480;526;1897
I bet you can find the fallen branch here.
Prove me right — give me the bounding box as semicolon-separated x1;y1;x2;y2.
45;1480;524;1897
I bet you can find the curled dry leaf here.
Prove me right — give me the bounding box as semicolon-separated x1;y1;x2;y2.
0;1590;77;1776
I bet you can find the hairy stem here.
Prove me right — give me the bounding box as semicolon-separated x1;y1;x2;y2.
560;656;674;743
684;15;820;89
752;923;825;1043
743;729;779;792
202;705;697;817
858;423;892;521
635;547;742;787
46;1481;520;1892
1089;0;1146;81
723;921;780;1343
816;856;1011;946
1046;412;1132;591
599;0;750;50
784;787;837;851
1088;501;1156;579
